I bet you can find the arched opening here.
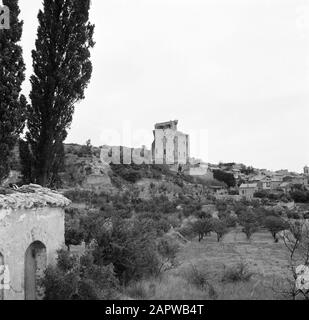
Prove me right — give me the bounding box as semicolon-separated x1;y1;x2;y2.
0;253;4;300
24;241;47;300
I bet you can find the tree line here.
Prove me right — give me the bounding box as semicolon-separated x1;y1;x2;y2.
0;0;94;187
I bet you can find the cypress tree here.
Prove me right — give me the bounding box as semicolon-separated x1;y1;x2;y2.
26;0;94;186
0;0;26;183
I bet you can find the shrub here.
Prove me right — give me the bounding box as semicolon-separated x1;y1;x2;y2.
92;217;161;284
221;262;253;283
184;265;209;290
213;170;236;188
290;190;309;203
223;215;238;228
42;250;120;300
65;208;85;248
125;282;149;300
183;202;202;218
287;211;301;220
137;212;171;237
63;189;96;203
157;238;180;274
254;190;269;199
110;164;143;183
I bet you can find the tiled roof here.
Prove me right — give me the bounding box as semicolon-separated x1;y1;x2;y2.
239;183;258;189
0;184;71;210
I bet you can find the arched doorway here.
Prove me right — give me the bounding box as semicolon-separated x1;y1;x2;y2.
24;241;47;300
0;253;4;300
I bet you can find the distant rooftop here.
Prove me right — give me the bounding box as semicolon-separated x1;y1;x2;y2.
0;184;71;211
239;183;258;189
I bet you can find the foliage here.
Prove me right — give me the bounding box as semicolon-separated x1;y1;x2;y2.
240;166;255;175
183;265;217;299
263;216;288;242
183;202;203;218
0;0;27;182
192;218;213;242
77;139;93;157
134;196;177;215
287;211;301;220
125;282;149;300
87;217;160;284
24;0;95;186
239;211;259;240
221;262;253;283
213;170;236;188
110;164;143;183
184;265;210;290
42;249;119;300
211;219;228;242
290;190;309;203
157;237;180;274
19;139;33;184
222;215;238;228
65;208;85;248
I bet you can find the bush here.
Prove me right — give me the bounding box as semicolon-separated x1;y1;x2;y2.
157;238;180;274
125;282;149;300
183;202;202;218
290;190;309;203
223;215;238;228
42;250;120;300
254;190;269;199
221;262;253;283
287;211;301;220
184;265;209;290
213;170;236;188
63;189;96;203
65;208;86;248
137;212;171;237
110;164;143;183
92;217;161;284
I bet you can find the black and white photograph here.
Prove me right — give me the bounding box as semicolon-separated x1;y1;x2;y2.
1;0;309;308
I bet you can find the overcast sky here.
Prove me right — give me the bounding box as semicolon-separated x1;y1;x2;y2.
16;0;309;172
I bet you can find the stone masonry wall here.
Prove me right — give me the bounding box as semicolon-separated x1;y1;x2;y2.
0;185;69;300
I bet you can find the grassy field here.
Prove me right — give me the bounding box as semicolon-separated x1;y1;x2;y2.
125;229;294;300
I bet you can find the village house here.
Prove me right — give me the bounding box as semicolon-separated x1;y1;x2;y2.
283;175;308;187
257;177;272;191
239;183;259;200
279;182;293;194
0;185;70;300
270;177;283;190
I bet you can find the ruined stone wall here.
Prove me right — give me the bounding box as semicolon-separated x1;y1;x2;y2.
175;132;189;165
153;129;190;165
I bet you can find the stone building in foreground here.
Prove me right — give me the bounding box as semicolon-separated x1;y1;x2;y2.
0;185;70;300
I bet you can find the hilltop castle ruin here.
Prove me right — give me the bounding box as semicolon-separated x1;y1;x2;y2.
152;120;190;166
